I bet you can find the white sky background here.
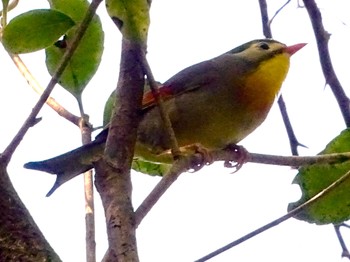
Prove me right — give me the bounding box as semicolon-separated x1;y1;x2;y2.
1;0;350;261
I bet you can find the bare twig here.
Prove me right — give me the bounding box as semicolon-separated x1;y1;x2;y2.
80;118;96;262
268;0;291;27
258;0;302;155
303;0;350;126
8;54;80;126
135;153;201;227
334;224;350;259
277;96;305;155
195;169;350;261
258;0;270;37
1;0;103;164
138;52;181;158
303;1;350;257
135;148;350;227
0;0;19;16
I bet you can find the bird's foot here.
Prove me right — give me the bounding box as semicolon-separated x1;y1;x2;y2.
180;143;213;172
223;144;248;173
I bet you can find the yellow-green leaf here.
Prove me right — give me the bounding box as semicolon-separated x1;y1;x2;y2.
288;129;350;224
103;84;169;177
105;0;150;43
45;0;104;99
2;9;75;54
132;159;170;176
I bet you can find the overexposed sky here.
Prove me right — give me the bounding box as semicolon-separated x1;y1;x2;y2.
1;0;350;261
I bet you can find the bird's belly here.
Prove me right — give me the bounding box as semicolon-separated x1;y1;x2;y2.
135;88;273;163
172;99;269;149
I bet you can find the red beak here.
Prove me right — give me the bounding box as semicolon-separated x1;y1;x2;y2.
285;43;307;55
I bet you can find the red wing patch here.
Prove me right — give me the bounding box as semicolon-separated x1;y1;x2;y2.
142;85;174;108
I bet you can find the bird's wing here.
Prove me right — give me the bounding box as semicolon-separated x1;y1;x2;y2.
141;59;221;108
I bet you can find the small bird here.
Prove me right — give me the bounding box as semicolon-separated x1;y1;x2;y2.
24;39;306;196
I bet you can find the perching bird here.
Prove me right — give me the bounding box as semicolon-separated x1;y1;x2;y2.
24;39;306;196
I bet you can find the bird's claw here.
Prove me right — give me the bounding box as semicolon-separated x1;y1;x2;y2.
182;143;213;172
223;144;248;173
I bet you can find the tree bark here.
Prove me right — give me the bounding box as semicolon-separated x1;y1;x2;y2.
0;165;61;261
96;38;144;262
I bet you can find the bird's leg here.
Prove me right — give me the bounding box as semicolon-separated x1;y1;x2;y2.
179;143;213;172
223;144;248;172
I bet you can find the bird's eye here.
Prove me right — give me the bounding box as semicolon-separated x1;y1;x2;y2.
259;42;270;50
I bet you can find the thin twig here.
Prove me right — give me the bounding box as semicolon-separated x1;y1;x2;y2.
80;118;96;262
135;148;350;227
134;44;183;229
258;0;302;155
304;2;350;258
268;0;291;27
340;223;350;229
334;224;350;259
1;0;103;164
277;96;305;155
135;153;196;227
8;54;80;126
0;0;19;16
138;52;181;158
247;151;350;166
303;0;350;126
195;169;350;261
258;0;270;37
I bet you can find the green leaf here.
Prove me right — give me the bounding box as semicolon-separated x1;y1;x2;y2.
103;90;116;127
45;0;104;99
288;129;350;224
2;9;75;54
103;84;169;177
105;0;150;43
132;159;170;177
103;80;162;126
103;91;170;176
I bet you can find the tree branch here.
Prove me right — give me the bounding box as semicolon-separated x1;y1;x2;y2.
303;0;350;127
95;38;144;262
195;168;350;261
334;224;350;259
80;119;96;262
1;0;103;164
0;165;61;261
8;53;80;126
258;0;302;155
135;147;350;227
138;52;181;158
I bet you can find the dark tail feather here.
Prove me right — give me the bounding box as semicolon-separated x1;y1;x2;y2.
24;140;105;196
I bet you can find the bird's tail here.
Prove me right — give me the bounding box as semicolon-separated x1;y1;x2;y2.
24;140;105;196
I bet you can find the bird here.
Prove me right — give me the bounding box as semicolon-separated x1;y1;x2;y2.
24;39;306;196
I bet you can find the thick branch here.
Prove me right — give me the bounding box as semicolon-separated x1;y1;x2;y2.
95;38;144;262
0;165;61;261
